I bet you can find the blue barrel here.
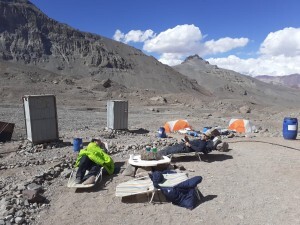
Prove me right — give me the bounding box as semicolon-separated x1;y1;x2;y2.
158;127;167;138
73;138;83;152
283;117;298;140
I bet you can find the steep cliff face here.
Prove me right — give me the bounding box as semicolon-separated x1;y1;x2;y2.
0;0;132;69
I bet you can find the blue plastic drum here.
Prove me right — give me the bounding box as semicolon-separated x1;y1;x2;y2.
283;117;298;140
73;138;83;152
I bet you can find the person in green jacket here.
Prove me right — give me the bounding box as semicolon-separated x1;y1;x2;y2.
74;138;114;184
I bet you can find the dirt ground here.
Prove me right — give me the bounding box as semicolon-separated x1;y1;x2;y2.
1;102;300;225
1;1;300;223
32;137;300;225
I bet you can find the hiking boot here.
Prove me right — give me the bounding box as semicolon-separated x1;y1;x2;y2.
212;136;222;149
217;142;229;152
74;177;82;184
82;175;96;185
184;135;190;143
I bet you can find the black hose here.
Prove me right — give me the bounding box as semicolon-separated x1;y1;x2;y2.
227;140;300;151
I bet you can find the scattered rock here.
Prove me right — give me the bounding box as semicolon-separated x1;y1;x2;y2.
239;106;251;114
22;190;47;203
101;79;112;88
14;217;24;224
26;183;43;192
149;96;167;104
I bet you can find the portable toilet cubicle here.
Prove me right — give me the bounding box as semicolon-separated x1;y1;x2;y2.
23;95;59;144
107;100;128;130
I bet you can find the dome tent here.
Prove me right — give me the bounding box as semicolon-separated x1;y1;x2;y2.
228;119;255;133
164;119;191;133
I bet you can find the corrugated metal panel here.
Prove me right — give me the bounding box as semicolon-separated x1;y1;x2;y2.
107;100;128;129
23;95;59;143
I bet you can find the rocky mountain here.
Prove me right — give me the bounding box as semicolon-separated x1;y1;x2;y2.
0;0;208;95
1;0;300;110
255;74;300;89
173;55;300;107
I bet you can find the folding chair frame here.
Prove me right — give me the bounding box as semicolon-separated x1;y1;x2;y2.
168;152;202;162
67;167;103;188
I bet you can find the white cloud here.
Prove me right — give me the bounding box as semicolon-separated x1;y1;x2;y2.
113;29;124;42
159;53;184;66
113;29;155;43
153;35;248;66
207;55;300;76
142;24;249;65
259;27;300;57
113;24;249;58
113;25;250;65
207;27;300;76
143;24;202;54
203;37;249;55
113;25;300;75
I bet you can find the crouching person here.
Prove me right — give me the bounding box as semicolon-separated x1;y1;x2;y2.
74;138;114;185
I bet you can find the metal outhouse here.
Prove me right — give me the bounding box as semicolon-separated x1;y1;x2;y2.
23;95;59;143
107;100;128;129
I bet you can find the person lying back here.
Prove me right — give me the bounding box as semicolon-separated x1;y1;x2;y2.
158;130;229;156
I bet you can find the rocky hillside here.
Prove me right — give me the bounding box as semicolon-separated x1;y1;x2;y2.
173;55;300;107
255;74;300;89
0;0;208;95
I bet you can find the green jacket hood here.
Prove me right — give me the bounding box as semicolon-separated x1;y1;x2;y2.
75;142;114;175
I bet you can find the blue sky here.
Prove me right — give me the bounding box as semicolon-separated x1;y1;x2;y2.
30;0;300;76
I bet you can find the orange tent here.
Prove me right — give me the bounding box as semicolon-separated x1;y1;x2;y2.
228;119;255;133
164;119;191;133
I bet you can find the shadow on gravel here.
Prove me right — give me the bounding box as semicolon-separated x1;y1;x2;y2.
61;141;73;147
170;153;233;163
200;153;233;163
121;190;218;207
171;155;203;162
128;128;149;134
192;192;218;209
121;191;168;204
197;194;218;206
82;141;90;147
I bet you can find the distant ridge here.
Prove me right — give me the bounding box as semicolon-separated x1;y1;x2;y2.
173;54;300;106
255;74;300;89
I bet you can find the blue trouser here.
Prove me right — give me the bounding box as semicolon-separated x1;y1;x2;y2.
76;155;101;181
158;143;189;156
158;140;214;156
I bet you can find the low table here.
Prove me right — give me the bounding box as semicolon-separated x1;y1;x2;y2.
128;155;171;167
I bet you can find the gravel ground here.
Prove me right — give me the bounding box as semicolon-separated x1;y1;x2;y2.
0;102;299;225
